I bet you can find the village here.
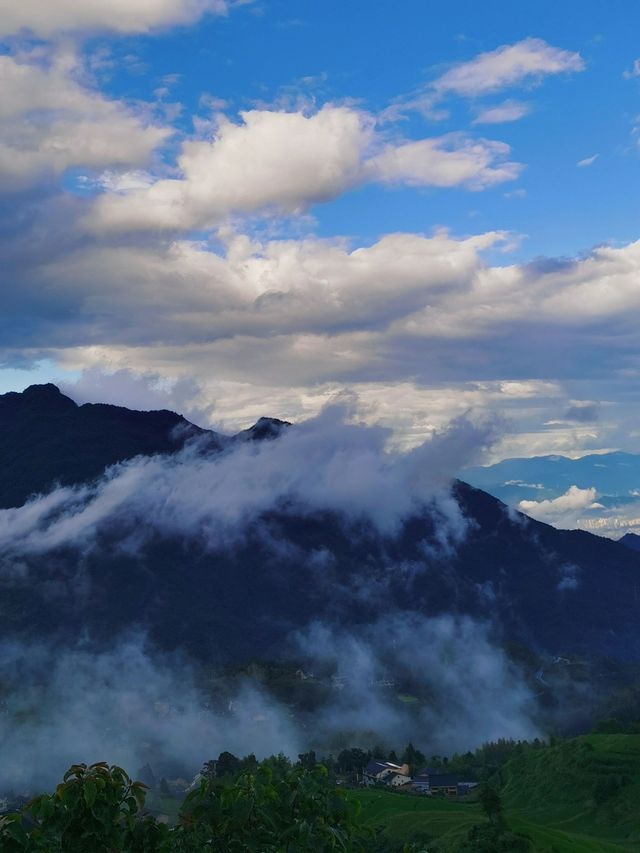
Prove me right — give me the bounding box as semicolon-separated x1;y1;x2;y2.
360;760;477;798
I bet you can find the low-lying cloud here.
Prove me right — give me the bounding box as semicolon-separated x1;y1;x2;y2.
295;613;539;756
0;406;495;560
0;611;539;794
0;636;299;794
518;485;599;527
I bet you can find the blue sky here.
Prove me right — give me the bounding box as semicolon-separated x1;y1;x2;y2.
86;0;640;258
1;0;640;462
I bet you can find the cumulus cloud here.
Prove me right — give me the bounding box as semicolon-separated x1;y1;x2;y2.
23;229;504;350
86;107;372;231
518;485;600;527
0;0;230;38
432;38;584;98
8;216;640;459
0;52;169;190
86;107;521;232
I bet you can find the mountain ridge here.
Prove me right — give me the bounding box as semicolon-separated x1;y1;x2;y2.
0;384;639;665
0;384;286;510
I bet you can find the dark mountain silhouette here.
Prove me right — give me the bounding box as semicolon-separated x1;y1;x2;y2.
0;384;216;509
1;385;639;664
620;532;640;552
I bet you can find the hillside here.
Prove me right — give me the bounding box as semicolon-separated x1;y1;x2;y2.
351;735;640;851
501;734;640;849
0;385;639;666
0;384;216;509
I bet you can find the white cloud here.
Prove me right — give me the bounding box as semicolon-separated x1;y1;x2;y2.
577;154;598;168
518;485;598;527
0;53;169;189
366;134;522;190
86;107;521;232
35;229;507;344
0;0;230;38
87;107;372;231
623;58;640;79
433;38;585;98
472;99;531;125
11;220;640;402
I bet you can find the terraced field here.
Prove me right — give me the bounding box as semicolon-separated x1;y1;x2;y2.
350;735;640;852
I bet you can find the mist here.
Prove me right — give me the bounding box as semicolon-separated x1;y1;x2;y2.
0;611;539;794
294;613;539;756
0;405;495;561
0;404;539;795
0;636;300;794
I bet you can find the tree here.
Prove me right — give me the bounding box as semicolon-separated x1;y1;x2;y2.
401;743;425;772
0;762;168;853
176;763;369;851
214;750;241;778
478;784;503;824
0;761;372;852
297;750;318;771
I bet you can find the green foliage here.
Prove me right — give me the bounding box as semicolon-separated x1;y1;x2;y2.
0;762;167;853
477;785;502;824
0;761;369;852
176;763;367;851
456;821;530;852
400;743;426;773
593;718;640;734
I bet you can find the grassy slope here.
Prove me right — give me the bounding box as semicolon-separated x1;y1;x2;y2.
352;789;480;850
501;734;640;849
350;735;640;852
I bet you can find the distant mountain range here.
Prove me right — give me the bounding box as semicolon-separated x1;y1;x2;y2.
1;385;640;664
462;451;640;506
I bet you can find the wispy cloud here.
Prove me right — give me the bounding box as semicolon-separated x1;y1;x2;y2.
472;99;531;125
577;154;598;167
387;38;584;120
432;38;584;98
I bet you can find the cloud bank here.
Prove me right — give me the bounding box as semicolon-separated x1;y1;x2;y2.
0;406;494;559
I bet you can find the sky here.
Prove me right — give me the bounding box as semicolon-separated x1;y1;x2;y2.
1;0;640;460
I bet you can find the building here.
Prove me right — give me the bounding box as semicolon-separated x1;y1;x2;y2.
412;769;477;797
363;760;411;786
386;771;413;788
